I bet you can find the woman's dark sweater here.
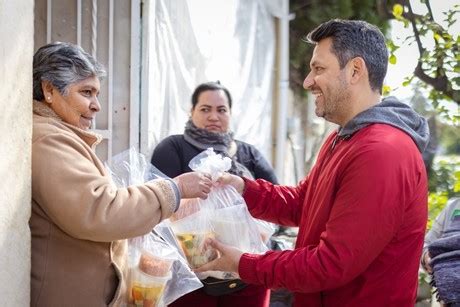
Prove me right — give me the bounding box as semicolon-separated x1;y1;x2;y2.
151;134;278;184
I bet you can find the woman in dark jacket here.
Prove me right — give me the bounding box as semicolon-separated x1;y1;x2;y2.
151;81;278;307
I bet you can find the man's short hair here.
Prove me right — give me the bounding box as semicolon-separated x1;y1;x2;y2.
306;19;388;93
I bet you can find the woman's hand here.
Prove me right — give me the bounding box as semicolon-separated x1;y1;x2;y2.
173;172;212;199
216;172;245;194
194;238;243;276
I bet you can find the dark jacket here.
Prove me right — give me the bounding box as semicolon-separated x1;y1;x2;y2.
151;134;278;184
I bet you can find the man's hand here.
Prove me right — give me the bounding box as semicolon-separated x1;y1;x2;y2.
194;238;244;276
173;172;212;199
216;172;245;194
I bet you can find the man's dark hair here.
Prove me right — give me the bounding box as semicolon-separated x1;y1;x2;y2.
191;81;232;109
306;19;388;93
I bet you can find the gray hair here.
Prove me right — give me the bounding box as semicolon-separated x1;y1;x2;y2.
33;42;106;101
306;19;388;94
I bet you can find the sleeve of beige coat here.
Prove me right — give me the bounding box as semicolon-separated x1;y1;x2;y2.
32;130;178;242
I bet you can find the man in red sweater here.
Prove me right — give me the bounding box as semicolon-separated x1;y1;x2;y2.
196;19;429;306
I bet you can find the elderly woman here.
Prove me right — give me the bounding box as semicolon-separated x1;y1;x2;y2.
151;81;278;307
30;42;212;306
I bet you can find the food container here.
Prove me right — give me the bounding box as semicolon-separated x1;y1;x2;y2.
211;205;251;251
175;231;217;268
128;252;173;307
170;211;218;268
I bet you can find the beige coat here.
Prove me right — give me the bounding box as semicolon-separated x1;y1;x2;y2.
31;101;177;306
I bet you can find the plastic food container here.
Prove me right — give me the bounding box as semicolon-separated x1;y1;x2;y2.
128;251;173;307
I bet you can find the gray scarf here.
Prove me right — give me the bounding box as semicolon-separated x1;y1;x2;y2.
183;119;254;178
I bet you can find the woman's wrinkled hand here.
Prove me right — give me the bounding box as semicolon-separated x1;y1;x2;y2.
215;172;245;194
194;238;243;276
173;172;212;199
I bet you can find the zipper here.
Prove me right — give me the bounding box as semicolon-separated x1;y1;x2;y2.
330;134;351;153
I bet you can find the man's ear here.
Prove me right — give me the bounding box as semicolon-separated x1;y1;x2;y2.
349;57;366;84
41;81;55;104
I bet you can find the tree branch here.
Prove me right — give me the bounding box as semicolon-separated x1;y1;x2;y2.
414;62;447;93
405;0;425;56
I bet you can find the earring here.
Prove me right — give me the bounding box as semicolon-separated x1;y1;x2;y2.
47;96;51;101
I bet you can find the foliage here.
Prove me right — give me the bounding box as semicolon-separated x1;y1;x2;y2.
427;156;460;229
388;1;460;108
438;122;460;155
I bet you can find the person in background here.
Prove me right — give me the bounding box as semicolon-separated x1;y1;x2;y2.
195;19;430;307
422;198;460;273
421;198;460;307
31;42;212;307
151;81;278;307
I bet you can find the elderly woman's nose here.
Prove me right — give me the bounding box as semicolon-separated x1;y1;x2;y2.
91;97;101;112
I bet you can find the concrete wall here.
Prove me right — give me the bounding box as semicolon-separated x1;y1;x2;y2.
0;0;34;305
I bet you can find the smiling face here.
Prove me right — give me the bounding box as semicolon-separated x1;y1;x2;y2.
43;76;101;130
191;89;231;133
303;37;352;126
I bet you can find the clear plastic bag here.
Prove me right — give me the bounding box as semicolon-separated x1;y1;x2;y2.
105;146;170;187
157;148;268;279
169;211;218;269
254;219;277;246
106;147;202;306
127;233;202;307
189;148;268;254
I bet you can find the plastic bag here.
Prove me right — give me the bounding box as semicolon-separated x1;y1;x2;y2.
127;233;202;306
170;211;218;269
189;148;268;254
157;148;268;279
106;147;202;306
254;219;277;246
105;146;171;187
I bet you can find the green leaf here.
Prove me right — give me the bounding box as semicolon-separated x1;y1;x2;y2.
402;80;411;87
442;33;452;41
389;54;397;65
386;40;400;52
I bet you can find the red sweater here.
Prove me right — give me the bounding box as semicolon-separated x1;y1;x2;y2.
239;124;427;307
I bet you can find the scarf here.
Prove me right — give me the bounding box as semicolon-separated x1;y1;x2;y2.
183;119;254;179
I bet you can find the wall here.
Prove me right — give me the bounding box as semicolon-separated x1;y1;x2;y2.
0;0;34;305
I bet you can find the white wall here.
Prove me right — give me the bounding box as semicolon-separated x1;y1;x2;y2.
0;0;34;305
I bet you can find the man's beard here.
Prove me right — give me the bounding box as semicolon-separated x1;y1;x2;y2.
322;76;349;124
